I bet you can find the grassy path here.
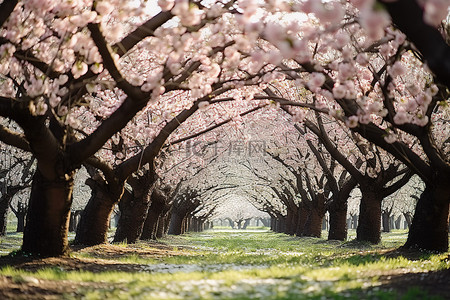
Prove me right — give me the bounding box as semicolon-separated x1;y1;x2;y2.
0;229;449;299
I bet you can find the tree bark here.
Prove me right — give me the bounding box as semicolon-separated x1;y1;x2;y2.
296;203;308;236
0;197;9;236
141;209;159;240
74;178;118;245
403;182;450;252
303;210;324;238
382;212;391;233
328;204;348;240
22;170;74;256
169;211;185;235
16;212;26;232
141;189;167;240
285;208;298;235
113;184;153;243
403;212;413;228
356;186;382;244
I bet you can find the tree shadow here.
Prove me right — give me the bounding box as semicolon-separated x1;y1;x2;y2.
376;268;450;299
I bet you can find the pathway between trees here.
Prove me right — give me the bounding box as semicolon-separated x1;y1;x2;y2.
0;229;449;299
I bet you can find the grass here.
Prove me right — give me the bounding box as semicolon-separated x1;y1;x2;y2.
0;229;449;299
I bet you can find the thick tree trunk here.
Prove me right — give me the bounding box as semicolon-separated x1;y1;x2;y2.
69;210;82;232
141;209;159;240
403;212;413;228
22;170;74;257
141;190;167;240
155;216;165;238
0;197;9;236
394;216;401;229
278;216;286;233
169;212;185;235
404;182;450;252
16;213;26;232
296;202;309;236
356;187;382;244
382;212;391;233
74;179;118;245
328;205;348;240
242;219;250;229
113;187;152;244
303;210;324;238
285;209;298;235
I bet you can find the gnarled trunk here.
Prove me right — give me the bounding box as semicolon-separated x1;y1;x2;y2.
296;203;308;236
0;197;10;236
328;204;348;240
303;210;324;238
356;186;382;244
404;182;450;252
16;212;26;232
22;170;74;257
141;190;167;240
285;208;298;235
141;209;159;240
74;178;120;246
113;186;152;243
169;211;185;235
382;212;391;233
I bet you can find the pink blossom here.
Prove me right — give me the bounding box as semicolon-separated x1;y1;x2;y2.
71;61;88;79
356;53;369;67
424;0;450;27
307;72;326;91
158;0;175;11
360;10;390;42
338;63;356;81
345;115;359;128
349;0;375;10
388;61;407;77
292;110;305;123
413;115;429;126
407;83;421;96
332;84;347;99
96;1;114;16
393;109;411;125
384;132;398;144
334;32;350;49
198;101;210;110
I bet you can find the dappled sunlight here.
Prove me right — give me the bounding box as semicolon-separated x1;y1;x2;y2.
1;230;448;299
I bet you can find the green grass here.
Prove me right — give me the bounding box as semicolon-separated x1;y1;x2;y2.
0;229;449;299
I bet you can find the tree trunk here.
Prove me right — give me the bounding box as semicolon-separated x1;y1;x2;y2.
169;212;185;235
285;208;298;235
242;219;250;229
74;179;118;246
403;182;450;252
296;202;308;236
403;212;413;228
278;216;286;233
141;209;159;240
303;210;323;238
394;216;401;229
22;170;74;257
356;187;382;244
328;205;348;240
16;212;26;232
0;198;9;236
155;216;165;238
141;191;167;240
113;187;152;244
352;215;358;229
382;212;391;233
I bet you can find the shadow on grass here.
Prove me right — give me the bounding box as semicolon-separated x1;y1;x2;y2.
376;268;450;299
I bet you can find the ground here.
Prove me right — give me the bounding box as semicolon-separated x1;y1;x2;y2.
0;229;449;299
